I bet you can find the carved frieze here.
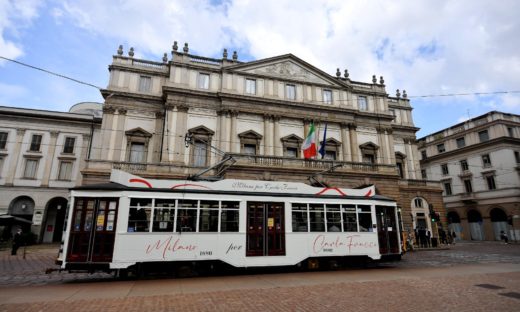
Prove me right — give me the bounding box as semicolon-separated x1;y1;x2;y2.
245;61;329;85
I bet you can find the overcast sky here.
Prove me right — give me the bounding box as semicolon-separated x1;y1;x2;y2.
1;0;519;137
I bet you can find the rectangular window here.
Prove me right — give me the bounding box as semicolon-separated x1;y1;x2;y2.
128;198;152;232
193;141;207;167
58;161;73;180
460;159;469;171
414;198;423;208
456;137;466;148
245;79;256;94
478;130;489;142
24;159;38;178
199;200;219;232
437;143;445;153
324;150;337;160
138;76;152;92
357;205;372;232
358;96;368;111
396;162;404;178
421;169;427;179
221;201;239;232
441;164;449;175
421;150;427;160
486;175;496;190
342;204;357;232
285;147;298;158
389;109;396;117
309;203;325;232
515;151;520;164
508;127;514;137
0;132;7;149
444;182;452;195
326;204;341;232
63;137;76;154
362;153;375;164
153;199;176;232
30;134;42;152
129;142;145;163
463;179;473;193
286;84;296;100
198;73;210;89
176;200;198;232
323;89;332;104
243;144;256;155
291;203;308;232
482;154;492;168
0;157;4;177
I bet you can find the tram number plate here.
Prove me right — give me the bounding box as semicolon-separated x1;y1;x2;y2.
200;251;212;256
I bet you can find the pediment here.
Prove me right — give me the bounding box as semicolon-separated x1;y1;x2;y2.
321;138;342;146
281;134;303;143
238;130;263;139
188;125;215;135
125;127;152;137
359;142;379;150
227;54;343;87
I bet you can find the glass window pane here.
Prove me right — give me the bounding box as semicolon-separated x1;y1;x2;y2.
128;198;152;232
221;209;239;232
326;204;341;232
129;142;145;163
199;209;219;232
309;203;325;232
292;203;308;232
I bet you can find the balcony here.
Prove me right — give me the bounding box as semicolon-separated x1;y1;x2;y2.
222;153;398;175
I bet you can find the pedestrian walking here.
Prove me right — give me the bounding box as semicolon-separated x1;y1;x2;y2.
451;231;457;244
426;230;431;248
11;228;23;256
500;231;509;244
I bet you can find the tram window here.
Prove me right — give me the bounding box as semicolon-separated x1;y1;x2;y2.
221;201;239;232
326;204;341;232
309;203;325;232
199;200;219;232
291;203;308;232
128;198;152;232
342;204;357;232
177;200;198;232
153;199;176;232
358;205;372;232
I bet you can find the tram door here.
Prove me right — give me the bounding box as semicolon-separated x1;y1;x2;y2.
246;202;285;256
67;198;118;263
375;205;400;254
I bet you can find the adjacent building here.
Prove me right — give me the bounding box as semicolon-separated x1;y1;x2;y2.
418;111;520;241
0;103;102;242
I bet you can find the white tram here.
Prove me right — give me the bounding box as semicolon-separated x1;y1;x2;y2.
59;170;402;274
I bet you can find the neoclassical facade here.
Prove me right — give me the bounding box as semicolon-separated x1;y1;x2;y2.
82;43;445;237
0;104;102;242
418;111;520;241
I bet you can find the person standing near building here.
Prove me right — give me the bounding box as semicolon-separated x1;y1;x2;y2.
11;228;23;256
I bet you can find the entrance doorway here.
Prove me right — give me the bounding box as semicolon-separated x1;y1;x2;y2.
375;205;399;254
67;197;119;263
42;197;68;243
468;210;484;241
490;208;508;241
246;202;285;256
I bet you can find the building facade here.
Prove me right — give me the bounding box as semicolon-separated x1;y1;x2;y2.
0;103;101;243
418;111;520;241
82;43;445;240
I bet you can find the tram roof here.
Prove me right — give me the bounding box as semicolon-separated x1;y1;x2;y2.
71;182;395;202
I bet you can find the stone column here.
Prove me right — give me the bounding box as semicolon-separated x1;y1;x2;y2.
111;108;127;161
173;105;189;163
263;114;273;155
219;110;230;153
5;128;26;186
230;111;238;153
41;131;59;187
405;138;417;179
153;111;164;163
376;128;386;164
340;123;351;161
386;128;396;165
273;116;282;156
100;106;115;160
162;105;175;162
348;123;359;162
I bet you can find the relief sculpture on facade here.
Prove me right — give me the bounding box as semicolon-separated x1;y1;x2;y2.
251;61;327;84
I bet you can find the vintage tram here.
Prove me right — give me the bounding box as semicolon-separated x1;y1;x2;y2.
59;170;401;275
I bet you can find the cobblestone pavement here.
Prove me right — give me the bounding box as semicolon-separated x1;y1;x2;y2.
0;241;519;311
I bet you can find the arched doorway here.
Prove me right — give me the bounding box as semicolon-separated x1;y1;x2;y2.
489;208;508;241
447;211;462;240
42;197;68;243
6;196;35;236
467;210;484;240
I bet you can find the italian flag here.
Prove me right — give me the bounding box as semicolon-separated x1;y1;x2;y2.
302;123;317;159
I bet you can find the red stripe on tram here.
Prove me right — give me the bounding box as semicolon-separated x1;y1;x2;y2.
315;187;347;196
171;183;212;190
129;178;152;188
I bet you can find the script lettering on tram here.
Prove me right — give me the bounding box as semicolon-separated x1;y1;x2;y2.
312;235;377;254
145;236;197;259
225;243;242;254
231;182;298;192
